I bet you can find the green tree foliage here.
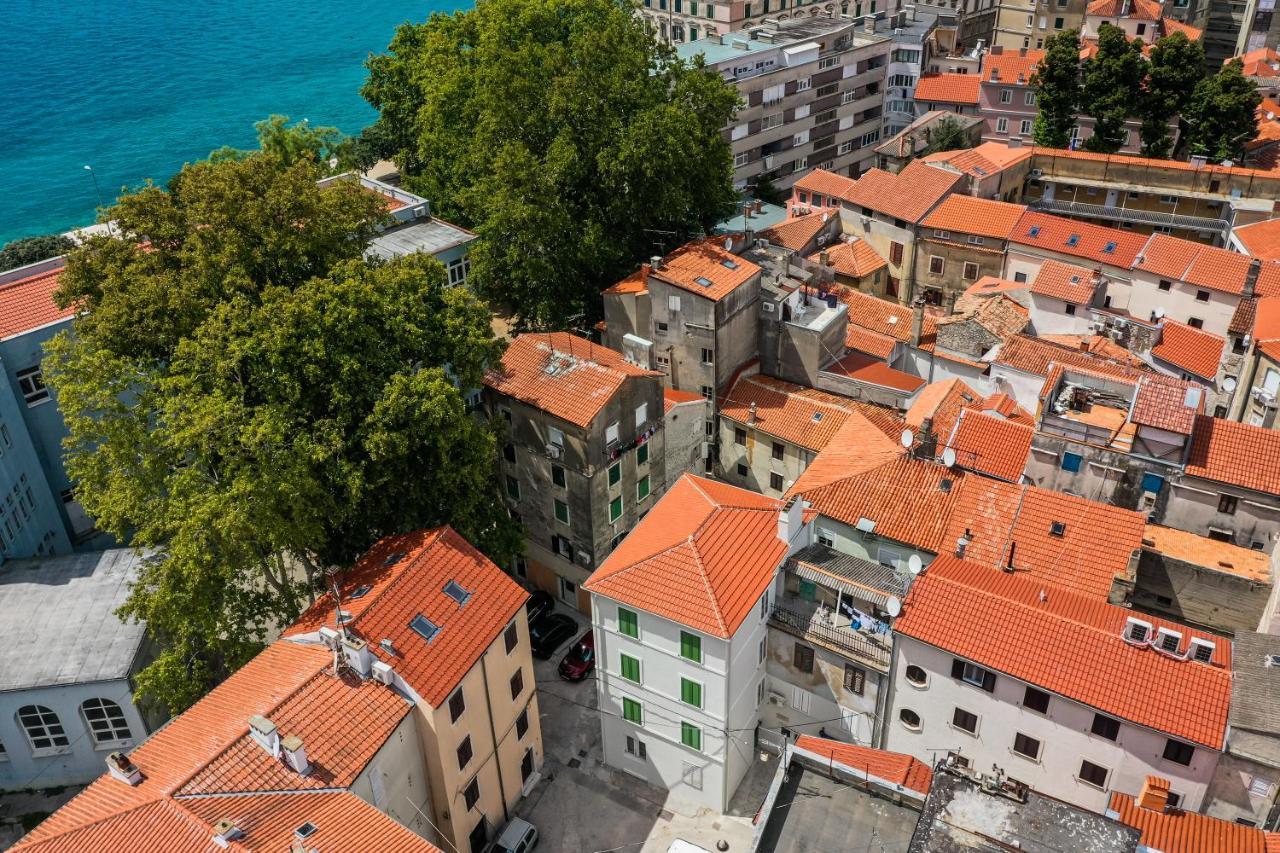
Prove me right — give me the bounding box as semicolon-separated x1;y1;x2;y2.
1032;30;1083;149
362;0;741;328
210;115;359;173
0;233;76;272
1081;24;1145;153
1139;32;1205;158
1184;60;1262;161
921;117;974;155
47;154;520;713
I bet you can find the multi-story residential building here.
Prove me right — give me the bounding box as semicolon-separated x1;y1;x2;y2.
484;333;672;613
283;527;542;853
1173;415;1280;552
1118;775;1280;847
583;474;809;811
915;195;1027;306
0;549;163;792
677;19;891;190
991;0;1039;50
886;553;1232;813
1004;209;1149;287
876;8;954;137
639;0;907;43
977;46;1042;142
1148;319;1234;414
1124;235;1259;337
911;72;982;115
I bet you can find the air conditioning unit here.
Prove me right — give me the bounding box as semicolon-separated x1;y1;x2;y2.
1029;168;1043;178
762;302;776;313
547;443;564;459
576;549;593;568
372;660;395;686
817;233;829;246
318;625;341;650
768;689;787;705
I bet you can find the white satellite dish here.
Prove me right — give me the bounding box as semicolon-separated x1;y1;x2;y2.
900;429;915;448
1223;376;1238;392
942;447;957;467
724;237;735;253
886;595;902;618
908;554;923;575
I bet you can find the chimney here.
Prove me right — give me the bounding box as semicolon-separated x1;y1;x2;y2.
910;297;925;347
864;14;876;33
249;715;280;757
640;262;651;282
908;3;918;19
1137;776;1172;812
212;819;244;848
281;735;311;775
651;254;664;271
744;202;753;220
343;635;374;678
754;198;764;214
990;66;1000;81
106;751;143;786
1245;257;1262;298
1019;46;1027;56
1079;338;1090;351
955;528;971;558
820;250;831;266
777;497;806;546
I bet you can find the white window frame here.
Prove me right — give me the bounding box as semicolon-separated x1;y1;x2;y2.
16;366;48;406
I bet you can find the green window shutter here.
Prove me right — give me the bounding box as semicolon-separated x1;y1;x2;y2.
610;496;623;523
506;476;520;500
552;465;566;487
637;443;648;465
681;678;702;708
618;607;638;638
690;0;698;13
608;463;620;486
554;499;569;524
620;653;641;683
623;697;643;724
637;475;650;502
681;722;702;750
680;631;702;663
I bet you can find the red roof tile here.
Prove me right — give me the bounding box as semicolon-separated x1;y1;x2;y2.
1235;47;1280;78
841;160;964;224
1109;789;1274;852
837;287;926;343
944;408;1033;482
794;735;933;795
1030;144;1277;179
793;169;859;200
605;267;648;295
1256;296;1280;341
762;210;833;251
814;238;887;278
914;73;982;105
1131;373;1204;434
994;334;1153;378
485;332;660;428
1135;234;1254;295
982;48;1045;84
923;141;1036;177
584;475;788;638
1030;259;1101;304
981;392;1035;425
1087;0;1162;18
906;378;985;440
845;325;900;359
0;264;76;340
663;386;704;414
1185;415;1280;494
922;195;1027;240
825;351;927;394
1038;334;1149;366
895;555;1231;748
651;237;762;301
1152;320;1226;380
720;374;867;451
287;527;528;706
1012;211;1149;267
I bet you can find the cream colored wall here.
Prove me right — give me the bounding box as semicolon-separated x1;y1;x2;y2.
479;608;546;805
351;712;438;845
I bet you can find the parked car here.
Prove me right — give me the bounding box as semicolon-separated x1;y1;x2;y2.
526;590;554;627
558;629;596;681
530;614;578;659
494;818;538;853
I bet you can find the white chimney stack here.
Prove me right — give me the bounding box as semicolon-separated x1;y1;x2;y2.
212;819;244;848
343;635;374;677
281;734;311;775
106;751;143;786
249;715;280;757
777;497;806;548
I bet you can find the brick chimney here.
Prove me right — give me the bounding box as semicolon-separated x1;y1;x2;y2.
640;262;651;282
910;297;925;347
1137;776;1172;812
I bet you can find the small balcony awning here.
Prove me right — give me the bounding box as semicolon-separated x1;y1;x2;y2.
787;544;910;611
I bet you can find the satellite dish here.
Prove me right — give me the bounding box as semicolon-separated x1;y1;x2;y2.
1153;307;1166;319
1224;376;1238;392
900;429;915;448
908;554;923;575
942;447;957;467
724;237;735;253
886;595;902;618
821;212;829;222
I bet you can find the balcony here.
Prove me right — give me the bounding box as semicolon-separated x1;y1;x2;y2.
770;602;892;670
1027;197;1230;238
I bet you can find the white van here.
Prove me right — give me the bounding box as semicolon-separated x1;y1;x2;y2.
493;818;538;853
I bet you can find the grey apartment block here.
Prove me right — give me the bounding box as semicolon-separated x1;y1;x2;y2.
875;8;955;138
678;17;891;191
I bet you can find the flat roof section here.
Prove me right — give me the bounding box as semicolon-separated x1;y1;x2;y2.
757;764;920;853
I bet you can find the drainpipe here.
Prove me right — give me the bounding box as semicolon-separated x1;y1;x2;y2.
478;654;511;825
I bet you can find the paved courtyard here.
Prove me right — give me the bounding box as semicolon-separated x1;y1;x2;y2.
521;609;779;853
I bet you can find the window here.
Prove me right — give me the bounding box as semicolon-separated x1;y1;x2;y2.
1000;89;1012;103
1158;279;1172;291
1196;289;1211;302
1025;91;1037;105
464;778;480;810
1061;452;1082;473
621;653;641;683
1079;759;1109;789
890;242;903;265
1012;732;1041;761
793;643;815;673
899;708;921;730
771;441;784;461
447;255;471;286
80;698;132;745
618;607;639;638
1065;304;1076;316
814;83;838;98
554;499;570;525
552;534;573;560
953;660;995;691
700;347;714;365
681;722;702;751
734;151;750;168
680;678;703;708
963;262;979;280
1249;776;1273;798
510;668;524;700
736;462;748;477
637;443;648;466
504;623;519;654
625;735;647;758
1020;120;1032;136
656;321;669;334
844;664;865;695
1054;15;1064;26
768;472;784;492
797;77;811;91
623;697;643;724
18;705;68;753
929;256;945;275
635;403;648;429
609;495;623;523
457;735;474;770
817;528;833;547
952;707;978;734
996;117;1008;134
449;688;466;723
503;443;516;464
16;366;48;406
637;475;650;502
1188;317;1204;329
680;631;702;663
1163;739;1195;766
905;665;927;687
1167;792;1183;808
701;385;713;401
734;427;747;446
1022;686;1050;714
505;475;520;501
552;465;566;488
1219;494;1238;515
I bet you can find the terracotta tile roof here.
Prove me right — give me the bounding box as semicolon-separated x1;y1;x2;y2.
1131;373;1204;434
1039;334;1148;366
287;527;528;706
1152;320;1226;380
841;160;964;224
1235;46;1280;77
793;735;933;795
1030;259;1100;304
943;478;1146;599
1185;415;1280;494
994;334;1152;379
824;351;927;394
793;169;859;200
964;276;1029;299
923;141;1035;177
1108;789;1276;852
1257;296;1280;341
1087;0;1162;18
1031;144;1280;179
1162;17;1203;39
845;325;900;359
584;475;787;638
1259;265;1280;298
936;293;1029;341
814;238;887;278
650;237;762;301
895;555;1232;748
1231;297;1259;336
906;378;985;440
0;264;77;340
982;48;1045;84
485;332;660;428
914;73;982;105
1143;524;1271;582
663;387;704;414
1012;211;1148;267
981;392;1035;426
921;195;1027;239
605;267;648;295
1135;234;1254;295
944;408;1033;482
720;374;862;451
836;286;928;344
761;210;833;251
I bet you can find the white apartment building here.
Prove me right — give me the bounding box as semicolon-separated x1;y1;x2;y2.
884;555;1232;814
584;474;809;810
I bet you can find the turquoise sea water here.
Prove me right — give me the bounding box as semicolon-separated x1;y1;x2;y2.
0;0;442;245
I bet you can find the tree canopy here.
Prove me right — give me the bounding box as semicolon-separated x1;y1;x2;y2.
1184;59;1262;161
921;117;975;156
362;0;741;328
1032;30;1082;149
0;233;76;272
209;115;370;173
1080;24;1145;153
48;154;520;713
1139;32;1204;158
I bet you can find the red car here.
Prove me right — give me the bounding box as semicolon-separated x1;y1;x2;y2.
557;629;596;681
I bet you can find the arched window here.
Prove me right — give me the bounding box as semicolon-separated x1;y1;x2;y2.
17;705;69;753
80;698;132;745
899;708;922;731
905;664;928;687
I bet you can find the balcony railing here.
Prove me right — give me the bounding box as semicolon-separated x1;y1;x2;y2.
770;602;891;670
1027;197;1230;237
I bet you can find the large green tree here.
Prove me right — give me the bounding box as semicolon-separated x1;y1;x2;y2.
921;116;974;155
362;0;740;328
0;233;76;272
1138;32;1205;158
1081;24;1145;153
47;154;520;713
1184;59;1262;161
1032;29;1083;149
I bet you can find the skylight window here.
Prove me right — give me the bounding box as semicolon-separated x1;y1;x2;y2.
443;580;472;607
812;412;824;422
1049;521;1066;537
694;276;714;287
1066;235;1080;247
348;584;372;599
1069;275;1080;283
410;614;440;642
383;551;407;569
940;478;954;493
1028;225;1042;237
721;259;740;270
1103;241;1117;253
295;823;319;841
